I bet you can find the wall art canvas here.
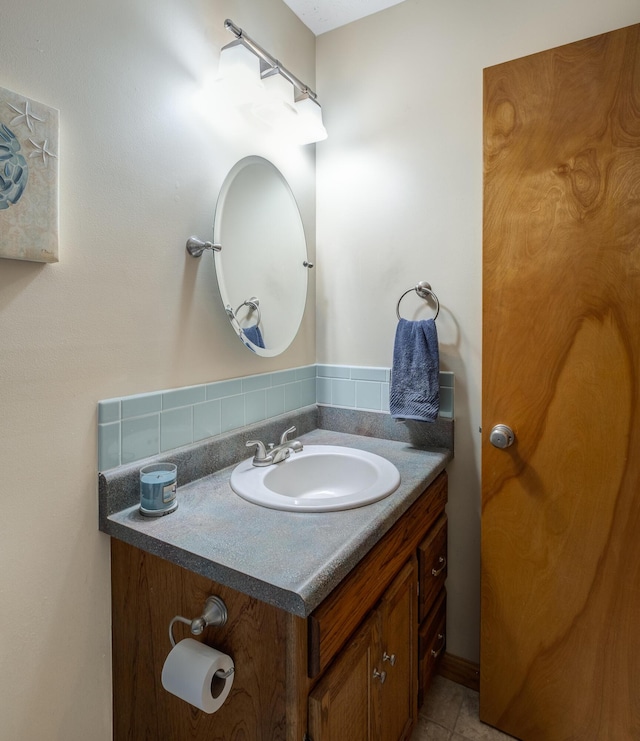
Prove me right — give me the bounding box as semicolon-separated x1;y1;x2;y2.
0;85;59;263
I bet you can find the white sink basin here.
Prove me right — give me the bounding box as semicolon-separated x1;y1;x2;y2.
229;445;401;512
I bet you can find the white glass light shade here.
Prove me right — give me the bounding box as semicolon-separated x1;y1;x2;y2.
294;96;328;144
217;43;263;104
252;72;298;128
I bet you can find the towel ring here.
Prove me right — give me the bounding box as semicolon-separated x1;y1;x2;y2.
227;296;261;327
396;281;440;321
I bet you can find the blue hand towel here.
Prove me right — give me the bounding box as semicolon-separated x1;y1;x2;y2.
242;324;265;350
390;318;440;422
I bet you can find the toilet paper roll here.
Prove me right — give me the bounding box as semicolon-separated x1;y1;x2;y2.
161;638;234;714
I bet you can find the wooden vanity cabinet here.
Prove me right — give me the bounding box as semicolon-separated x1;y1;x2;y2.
417;514;448;706
378;559;418;741
307;610;377;740
418;514;447;622
110;471;447;741
418;589;446;707
308;559;417;741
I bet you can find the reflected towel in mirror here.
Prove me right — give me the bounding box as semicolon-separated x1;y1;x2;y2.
242;324;265;350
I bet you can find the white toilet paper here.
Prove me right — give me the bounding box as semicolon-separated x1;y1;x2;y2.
161;638;234;714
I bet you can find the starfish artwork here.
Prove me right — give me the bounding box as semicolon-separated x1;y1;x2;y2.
0;85;59;262
8;100;44;132
0;124;28;210
29;138;58;165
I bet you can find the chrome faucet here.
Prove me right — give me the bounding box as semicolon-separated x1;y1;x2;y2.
246;426;303;467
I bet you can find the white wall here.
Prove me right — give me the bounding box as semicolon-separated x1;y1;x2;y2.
316;0;640;662
0;1;315;738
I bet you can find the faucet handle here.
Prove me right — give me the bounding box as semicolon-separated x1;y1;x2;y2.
279;426;297;445
246;439;268;461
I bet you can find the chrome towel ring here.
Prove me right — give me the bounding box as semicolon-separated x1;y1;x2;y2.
396;281;440;321
226;296;261;327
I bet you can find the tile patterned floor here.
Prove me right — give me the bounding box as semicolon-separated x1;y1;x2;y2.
410;676;516;741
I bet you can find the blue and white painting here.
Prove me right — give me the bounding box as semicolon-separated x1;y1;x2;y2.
0;86;59;262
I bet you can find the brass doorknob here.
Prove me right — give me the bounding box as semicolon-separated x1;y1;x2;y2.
489;424;515;449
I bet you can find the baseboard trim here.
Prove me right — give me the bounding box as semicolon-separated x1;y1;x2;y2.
438;652;480;692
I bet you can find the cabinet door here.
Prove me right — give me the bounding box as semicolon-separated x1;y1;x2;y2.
375;558;417;741
308;613;376;741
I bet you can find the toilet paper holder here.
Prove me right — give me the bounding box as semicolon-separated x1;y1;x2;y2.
168;596;234;679
169;595;229;647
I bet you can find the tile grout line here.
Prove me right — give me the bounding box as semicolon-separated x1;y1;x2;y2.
451;694;464;739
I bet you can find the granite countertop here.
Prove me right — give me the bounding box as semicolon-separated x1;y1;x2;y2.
101;411;452;618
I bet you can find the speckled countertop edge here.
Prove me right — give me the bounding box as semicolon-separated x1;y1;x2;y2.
103;427;452;617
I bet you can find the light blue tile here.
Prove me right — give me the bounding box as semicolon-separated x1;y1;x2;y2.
300;377;316;407
242;373;272;393
439;387;454;418
98;422;120;471
350;367;387;383
296;365;317;380
121;392;161;419
381;383;390;412
316;377;332;404
271;369;297;386
206;379;242;400
439;371;455;388
317;365;350;379
356;381;382;410
121;415;160;464
284;382;302;412
98;399;120;424
162;385;206;410
193;400;221;442
332;379;356;407
221;395;245;433
245;390;267;425
266;385;285;418
161;407;193;452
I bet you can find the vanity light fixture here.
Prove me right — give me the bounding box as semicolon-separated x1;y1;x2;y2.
217;41;264;105
294;94;327;145
252;69;298;128
219;19;327;144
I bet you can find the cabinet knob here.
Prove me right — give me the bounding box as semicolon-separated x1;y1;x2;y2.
372;668;387;683
382;651;396;666
431;632;445;659
431;555;447;577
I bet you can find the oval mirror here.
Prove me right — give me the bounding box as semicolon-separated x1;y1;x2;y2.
213;156;309;357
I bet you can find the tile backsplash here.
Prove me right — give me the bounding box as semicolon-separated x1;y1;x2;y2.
316;365;454;418
98;365;454;471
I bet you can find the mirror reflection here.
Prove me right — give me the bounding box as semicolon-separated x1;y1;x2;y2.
213;156;309;357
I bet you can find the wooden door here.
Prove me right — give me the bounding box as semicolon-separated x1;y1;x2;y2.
481;24;640;741
308;613;375;741
376;559;417;741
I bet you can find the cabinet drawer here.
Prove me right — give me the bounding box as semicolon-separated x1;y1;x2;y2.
418;514;447;623
418;589;446;707
309;472;448;678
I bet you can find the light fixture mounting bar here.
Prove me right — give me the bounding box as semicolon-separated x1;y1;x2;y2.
224;18;318;101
